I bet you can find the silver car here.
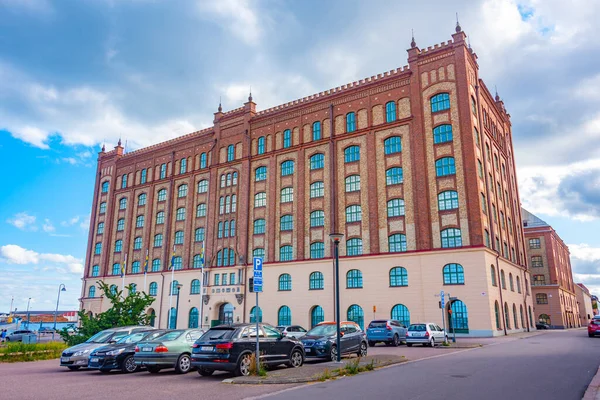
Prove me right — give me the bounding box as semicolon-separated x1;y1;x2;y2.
406;323;448;347
6;329;34;342
276;325;308;339
60;326;153;370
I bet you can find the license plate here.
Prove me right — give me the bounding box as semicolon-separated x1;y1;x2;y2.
200;346;213;352
90;357;99;363
61;357;70;362
142;347;152;352
304;347;310;352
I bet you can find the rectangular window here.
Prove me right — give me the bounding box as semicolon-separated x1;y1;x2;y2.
180;158;187;174
474;127;480;147
230;272;236;285
214;274;220;286
477;160;483;178
531;256;543;268
533;275;546;286
312;122;321;141
160;163;167;179
481;193;487;214
529;238;541;249
283;129;291;148
222;273;228;286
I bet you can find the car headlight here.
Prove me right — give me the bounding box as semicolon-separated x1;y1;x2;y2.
73;349;91;357
106;348;125;356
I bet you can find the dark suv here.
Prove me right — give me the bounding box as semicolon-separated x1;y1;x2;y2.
191;323;305;376
301;321;368;361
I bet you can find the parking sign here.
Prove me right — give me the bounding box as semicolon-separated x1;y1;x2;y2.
253;257;263;292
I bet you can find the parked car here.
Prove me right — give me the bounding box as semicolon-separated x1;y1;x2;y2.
88;329;167;373
366;319;407;347
5;330;34;342
191;323;305;377
536;322;550;330
276;325;308;339
38;327;55;334
588;319;600;337
301;321;367;361
135;329;204;374
406;323;448;347
60;326;153;370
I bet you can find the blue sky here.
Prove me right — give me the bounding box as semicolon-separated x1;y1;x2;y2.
2;0;600;312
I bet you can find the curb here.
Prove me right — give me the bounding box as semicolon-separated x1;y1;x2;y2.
583;366;600;400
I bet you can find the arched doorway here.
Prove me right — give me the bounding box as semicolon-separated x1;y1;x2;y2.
219;303;234;325
539;313;551;325
249;306;262;323
147;308;156;327
448;300;469;333
310;306;324;328
189;307;199;328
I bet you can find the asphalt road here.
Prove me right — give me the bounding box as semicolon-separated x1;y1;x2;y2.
264;330;600;400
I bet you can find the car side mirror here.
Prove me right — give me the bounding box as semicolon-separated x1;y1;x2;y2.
340;331;345;337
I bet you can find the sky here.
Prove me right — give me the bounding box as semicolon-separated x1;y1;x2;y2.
1;0;600;313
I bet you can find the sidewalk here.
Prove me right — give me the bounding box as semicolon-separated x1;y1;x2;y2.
583;366;600;400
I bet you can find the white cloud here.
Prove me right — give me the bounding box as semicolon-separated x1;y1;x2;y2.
0;244;83;275
569;244;600;263
42;218;55;233
61;216;80;227
6;212;37;231
197;0;263;46
0;244;39;264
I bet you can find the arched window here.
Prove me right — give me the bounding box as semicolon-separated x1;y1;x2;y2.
516;276;521;293
254;219;266;234
131;261;140;273
280;245;293;261
110;284;118;295
385;101;396;123
227;144;235;161
196;203;206;217
391;304;410;326
280;215;293;231
278;274;292;291
88;286;96;298
281;160;294;176
384;136;402;154
233;172;238;185
283;129;292;148
310;181;324;198
346;112;356;132
129;284;137;294
387;199;405;217
219;197;225;215
310;210;324;227
112;263;120;275
312;121;321;140
149;282;158;296
504;303;511;329
254;192;266;207
390;267;408;287
158;188;167;201
255;166;267;181
494;301;501;330
191;279;201;294
117;218;125;231
281;187;293;203
311;306;324;328
344;145;360;162
152;259;160;272
250;306;262;323
310;242;324;259
114;240;123;253
97;222;104;235
172;256;182;270
529;306;534;326
441;228;462;248
217;250;222;266
226;173;232;186
160;163;167;179
346;269;363;288
310;153;324;170
231;194;237;212
170;280;180;295
347;304;364;329
225;196;231;213
174;230;184;245
509;273;514;291
119;197;127;210
435;157;456;177
200;152;207;168
501;270;506;289
154;234;163;247
138;193;147;206
148;308;156;327
169;307;177;329
450;300;469;333
197;180;208;193
178;184;188;198
122;174;127;188
443;263;464;285
386;167;403;185
309;272;324;290
438;191;458;210
431;93;450;112
278;306;292;326
346;238;363;256
99;202;107;214
91;265;100;276
253;248;265;259
513;304;519;329
345;175;360;192
345;205;362;223
189;307;199;328
176;207;186;221
257;136;265;154
536;293;548;304
520;305;525;329
101;181;109;193
389;234;407;252
491;265;497;286
433;124;453;144
192;255;202;269
220;174;226;188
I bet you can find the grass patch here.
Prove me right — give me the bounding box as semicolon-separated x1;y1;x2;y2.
318;368;332;381
247;352;267;377
0;342;67;363
442;342;451;347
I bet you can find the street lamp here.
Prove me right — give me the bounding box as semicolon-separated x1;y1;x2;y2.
53;284;66;331
174;284;183;329
329;232;344;363
25;298;31;329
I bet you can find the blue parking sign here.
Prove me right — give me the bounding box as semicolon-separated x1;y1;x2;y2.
253;257;263;292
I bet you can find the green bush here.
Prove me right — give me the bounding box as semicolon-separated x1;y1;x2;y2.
0;342;67;363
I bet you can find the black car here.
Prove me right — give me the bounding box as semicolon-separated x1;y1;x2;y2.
301;321;368;361
536;322;551;330
88;330;166;373
191;323;305;377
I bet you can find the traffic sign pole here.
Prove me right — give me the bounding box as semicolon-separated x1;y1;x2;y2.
440;290;447;343
253;257;263;373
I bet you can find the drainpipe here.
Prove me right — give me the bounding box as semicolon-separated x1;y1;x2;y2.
495;252;507;335
328;103;337;318
158;272;165;329
243;129;252;325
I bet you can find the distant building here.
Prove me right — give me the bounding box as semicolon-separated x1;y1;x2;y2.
575;283;594;324
523;209;580;328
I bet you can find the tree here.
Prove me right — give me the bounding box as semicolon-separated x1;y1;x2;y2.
60;282;155;346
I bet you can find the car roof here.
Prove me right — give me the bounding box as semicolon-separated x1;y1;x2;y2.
316;321;359;326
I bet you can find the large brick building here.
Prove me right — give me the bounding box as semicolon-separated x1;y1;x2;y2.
523;209;581;329
80;26;534;336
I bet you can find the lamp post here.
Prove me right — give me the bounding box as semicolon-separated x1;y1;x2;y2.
25;298;31;329
329;232;344;363
548;294;553;329
53;284;66;340
174;284;183;329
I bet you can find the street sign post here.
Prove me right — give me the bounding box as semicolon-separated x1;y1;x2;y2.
440;290;447;343
253;257;263;372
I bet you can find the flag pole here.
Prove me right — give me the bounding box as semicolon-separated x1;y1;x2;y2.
143;249;148;291
168;246;175;328
121;253;127;294
199;241;205;330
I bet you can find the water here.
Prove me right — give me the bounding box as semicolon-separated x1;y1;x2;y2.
5;321;76;333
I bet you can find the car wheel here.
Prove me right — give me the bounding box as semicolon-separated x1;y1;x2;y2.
235;353;252;377
392;334;399;347
197;368;214;376
358;342;368;357
289;349;304;368
329;345;338;362
430;338;435;347
67;366;80;371
175;354;191;374
406;343;413;347
147;366;160;374
122;355;138;373
368;341;375;347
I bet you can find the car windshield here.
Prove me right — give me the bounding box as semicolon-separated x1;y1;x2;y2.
86;331;116;343
306;324;336;337
199;328;236;341
408;324;427;331
368;321;387;328
117;332;148;344
154;330;184;341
